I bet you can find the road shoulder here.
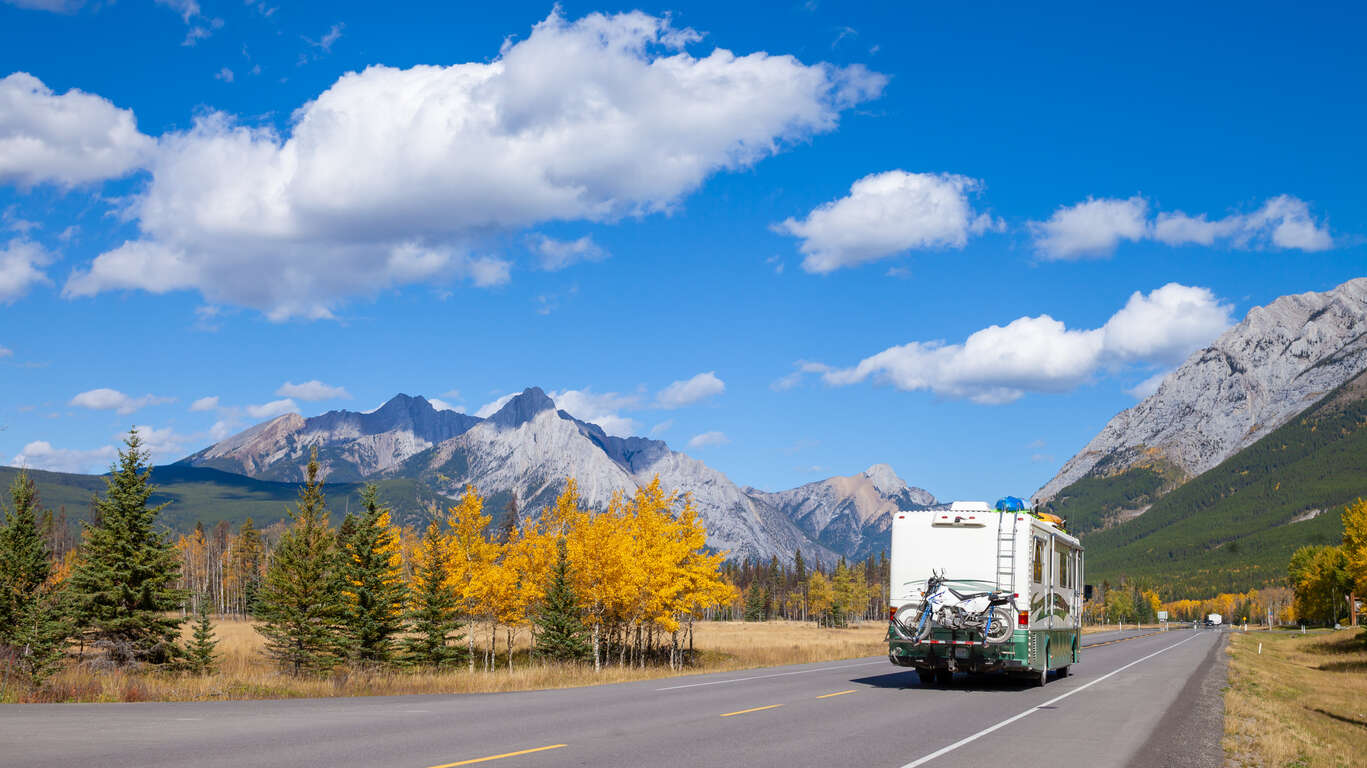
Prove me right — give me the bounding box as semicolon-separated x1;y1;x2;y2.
1126;630;1228;768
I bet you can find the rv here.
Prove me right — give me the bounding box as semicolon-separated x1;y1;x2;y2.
887;501;1083;686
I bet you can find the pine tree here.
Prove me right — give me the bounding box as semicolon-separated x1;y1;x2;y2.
0;470;52;638
0;471;72;685
186;597;219;674
69;431;185;666
534;538;590;663
403;521;465;667
338;484;408;665
256;447;345;675
743;582;767;621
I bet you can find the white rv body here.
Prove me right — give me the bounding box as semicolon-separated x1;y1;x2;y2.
887;502;1083;684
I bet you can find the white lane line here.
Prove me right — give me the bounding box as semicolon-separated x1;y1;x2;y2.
655;660;888;691
897;632;1204;768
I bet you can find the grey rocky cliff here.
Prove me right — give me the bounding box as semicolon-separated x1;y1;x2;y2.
1036;277;1367;503
181;393;480;482
746;464;936;562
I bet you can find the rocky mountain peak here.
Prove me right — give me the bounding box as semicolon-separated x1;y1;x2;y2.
1035;277;1367;503
487;387;558;429
862;463;907;496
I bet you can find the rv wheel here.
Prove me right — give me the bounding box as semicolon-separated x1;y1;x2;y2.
917;669;936;685
1034;665;1048;686
1057;665;1070;678
934;668;954;686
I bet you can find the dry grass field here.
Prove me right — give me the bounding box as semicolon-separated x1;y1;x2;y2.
11;619;889;703
1224;628;1367;768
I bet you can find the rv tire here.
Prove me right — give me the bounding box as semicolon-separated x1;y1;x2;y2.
934;668;954;686
916;669;936;685
1057;665;1070;678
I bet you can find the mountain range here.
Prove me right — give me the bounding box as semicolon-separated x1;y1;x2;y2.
180;386;936;563
11;277;1366;592
1036;277;1367;595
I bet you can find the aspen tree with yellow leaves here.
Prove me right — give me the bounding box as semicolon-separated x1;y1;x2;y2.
445;485;498;673
1342;497;1367;598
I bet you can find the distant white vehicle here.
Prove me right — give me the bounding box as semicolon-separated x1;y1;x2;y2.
887;501;1083;687
1206;613;1223;625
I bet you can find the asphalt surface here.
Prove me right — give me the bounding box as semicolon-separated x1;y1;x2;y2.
0;627;1227;768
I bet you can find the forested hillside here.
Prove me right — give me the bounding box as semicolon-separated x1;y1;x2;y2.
0;464;442;533
1081;368;1367;597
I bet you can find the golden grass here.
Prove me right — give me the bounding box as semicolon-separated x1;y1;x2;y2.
12;619;888;703
1224;628;1367;768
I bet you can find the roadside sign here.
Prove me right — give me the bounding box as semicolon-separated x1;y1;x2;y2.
1157;611;1168;621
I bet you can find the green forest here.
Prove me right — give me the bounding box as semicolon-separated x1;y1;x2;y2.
1073;370;1367;598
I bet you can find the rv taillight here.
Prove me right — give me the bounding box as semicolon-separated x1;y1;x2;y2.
1018;610;1028;627
889;607;897;621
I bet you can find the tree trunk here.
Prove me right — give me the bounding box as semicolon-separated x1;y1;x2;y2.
592;622;601;672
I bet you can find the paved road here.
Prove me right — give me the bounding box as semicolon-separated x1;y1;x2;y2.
0;627;1227;768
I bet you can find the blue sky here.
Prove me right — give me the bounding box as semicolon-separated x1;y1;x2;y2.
1;0;1363;501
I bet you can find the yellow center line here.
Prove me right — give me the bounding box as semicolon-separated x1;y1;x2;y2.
816;689;856;699
426;744;568;768
719;704;783;717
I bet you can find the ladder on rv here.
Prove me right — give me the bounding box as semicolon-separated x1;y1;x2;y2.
995;509;1019;594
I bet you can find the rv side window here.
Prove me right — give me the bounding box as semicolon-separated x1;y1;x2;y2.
1032;538;1044;583
1058;548;1069;588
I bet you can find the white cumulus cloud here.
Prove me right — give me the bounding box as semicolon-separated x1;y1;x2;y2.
1100;283;1234;366
0;72;154;187
528;234;608;271
815;283;1233;404
474;393;519;418
246;398;298;419
131;424;189;459
1030;196;1149;261
549;388;640;437
1033;194;1332;260
1125;370;1170;400
189;395;219;412
0;238;53;301
688;431;730;448
11;440;117;473
1153;195;1332;252
276;379;350;401
70;387;175;414
655;371;726;408
776;171;998;273
60;9;884;319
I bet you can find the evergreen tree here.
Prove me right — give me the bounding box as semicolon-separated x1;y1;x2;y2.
69;431;185;666
338;484;408;665
186;597;219;674
0;471;72;685
0;471;52;638
256;447;345;675
534;538;589;663
403;521;465;667
743;581;767;621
